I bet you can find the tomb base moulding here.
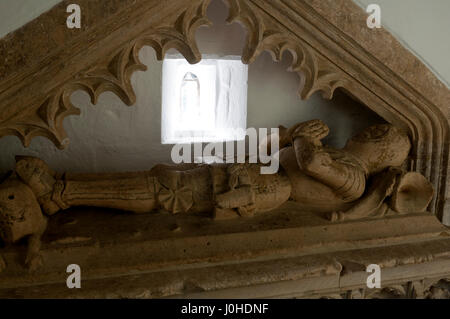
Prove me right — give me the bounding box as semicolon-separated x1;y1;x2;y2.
0;204;449;298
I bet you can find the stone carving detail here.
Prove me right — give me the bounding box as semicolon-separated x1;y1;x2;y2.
15;88;81;149
0;0;447;219
225;0;349;100
423;279;450;299
73;4;211;108
334;278;450;299
0;120;435;271
0;0;210;149
221;0;449;221
0;0;448;299
317;279;450;299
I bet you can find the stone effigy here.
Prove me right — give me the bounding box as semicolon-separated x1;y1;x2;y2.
0;120;434;270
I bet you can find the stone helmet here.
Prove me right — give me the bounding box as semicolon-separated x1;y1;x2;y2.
344;124;411;175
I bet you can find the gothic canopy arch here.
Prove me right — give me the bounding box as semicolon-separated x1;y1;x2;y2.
0;0;448;220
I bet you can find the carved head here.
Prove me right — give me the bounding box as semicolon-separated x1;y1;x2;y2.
0;174;45;244
344;124;411;175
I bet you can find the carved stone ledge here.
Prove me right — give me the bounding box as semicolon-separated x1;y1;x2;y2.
320;278;450;299
0;203;450;298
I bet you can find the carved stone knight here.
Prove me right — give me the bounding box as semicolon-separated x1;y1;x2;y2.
0;120;434;269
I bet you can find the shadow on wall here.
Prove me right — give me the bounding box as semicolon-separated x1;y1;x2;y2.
0;0;385;174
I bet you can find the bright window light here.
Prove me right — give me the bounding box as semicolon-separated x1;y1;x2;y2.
162;55;248;144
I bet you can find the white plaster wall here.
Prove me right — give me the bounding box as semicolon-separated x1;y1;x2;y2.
354;0;450;88
0;0;447;173
0;0;62;38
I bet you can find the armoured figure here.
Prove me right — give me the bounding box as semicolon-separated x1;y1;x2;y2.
0;120;434;270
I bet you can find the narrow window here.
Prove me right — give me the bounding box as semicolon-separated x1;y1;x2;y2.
180;72;201;131
162;55;248;144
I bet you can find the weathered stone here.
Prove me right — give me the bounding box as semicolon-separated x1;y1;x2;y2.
0;0;447;220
